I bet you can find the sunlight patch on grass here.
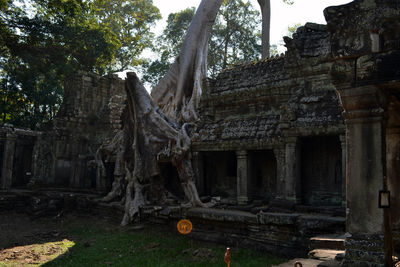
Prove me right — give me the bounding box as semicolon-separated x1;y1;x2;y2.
0;239;75;267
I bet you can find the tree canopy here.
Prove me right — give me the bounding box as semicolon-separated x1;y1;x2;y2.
0;0;296;128
0;0;160;128
144;0;262;87
208;0;261;77
92;0;161;72
142;7;195;87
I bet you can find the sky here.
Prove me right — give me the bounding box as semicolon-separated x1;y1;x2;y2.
152;0;352;50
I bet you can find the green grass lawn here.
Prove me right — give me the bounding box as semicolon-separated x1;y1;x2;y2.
0;213;286;267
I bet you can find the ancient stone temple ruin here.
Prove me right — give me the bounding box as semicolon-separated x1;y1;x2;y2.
1;0;399;266
0;72;125;190
193;22;345;207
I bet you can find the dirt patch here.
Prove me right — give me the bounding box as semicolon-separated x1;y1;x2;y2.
0;240;73;265
0;212;85;266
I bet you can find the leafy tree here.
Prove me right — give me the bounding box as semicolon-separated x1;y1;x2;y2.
269;44;279;56
0;0;160;128
208;0;261;77
145;0;262;86
0;0;117;128
91;0;161;72
142;7;195;86
286;22;302;38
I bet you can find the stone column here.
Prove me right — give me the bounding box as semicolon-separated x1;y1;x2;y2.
192;152;204;195
337;85;386;266
1;133;16;190
386;127;400;234
339;134;346;207
236;150;249;205
284;137;301;203
273;148;285;198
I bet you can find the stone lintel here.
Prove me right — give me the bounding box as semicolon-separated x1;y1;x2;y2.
285;136;299;144
343;109;386;123
336;85;386;113
236;150;247;158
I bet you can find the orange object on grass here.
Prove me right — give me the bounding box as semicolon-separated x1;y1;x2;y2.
177;219;193;235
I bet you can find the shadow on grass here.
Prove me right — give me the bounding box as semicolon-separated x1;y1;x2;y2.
43;225;285;267
0;212;285;267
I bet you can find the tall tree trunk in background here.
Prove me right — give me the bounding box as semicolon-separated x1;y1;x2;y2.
258;0;271;59
151;0;223;123
100;0;223;225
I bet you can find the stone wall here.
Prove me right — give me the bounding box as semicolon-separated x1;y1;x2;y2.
193;22;346;207
325;0;400;266
34;72;126;190
0;124;40;190
147;207;345;258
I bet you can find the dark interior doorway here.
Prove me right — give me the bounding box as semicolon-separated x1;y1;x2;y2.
249;150;277;201
55;158;72;187
85;158;97;189
159;162;184;198
104;162;115;192
301;135;342;206
12;140;34;188
203;151;237;198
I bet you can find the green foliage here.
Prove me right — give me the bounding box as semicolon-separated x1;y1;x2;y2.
208;0;261;77
0;0;114;128
287;23;302;38
0;0;160;129
91;0;161;72
142;7;195;87
270;44;279;57
144;0;262;86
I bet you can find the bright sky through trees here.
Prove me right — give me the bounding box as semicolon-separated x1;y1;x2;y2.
153;0;352;49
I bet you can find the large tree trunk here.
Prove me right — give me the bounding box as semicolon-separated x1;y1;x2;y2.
100;0;223;225
258;0;271;59
151;0;223;123
120;73;210;225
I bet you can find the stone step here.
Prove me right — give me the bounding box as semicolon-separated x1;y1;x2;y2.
309;234;345;250
308;249;344;261
272;258;341;267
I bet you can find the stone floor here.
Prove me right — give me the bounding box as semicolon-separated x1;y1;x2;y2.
273;258;341;267
273;235;345;267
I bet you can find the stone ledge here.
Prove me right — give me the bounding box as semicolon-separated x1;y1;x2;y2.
257;212;299;225
187;207;257;224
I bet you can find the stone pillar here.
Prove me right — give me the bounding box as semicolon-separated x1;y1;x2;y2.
386;127;400;237
192;152;204;195
339;134;346;207
337;85;386;266
236;150;249;205
1;133;16;190
273;148;285;198
284;137;301;203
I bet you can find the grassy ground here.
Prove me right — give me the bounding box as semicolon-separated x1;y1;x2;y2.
0;212;285;267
